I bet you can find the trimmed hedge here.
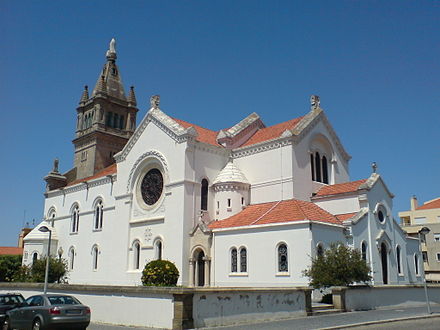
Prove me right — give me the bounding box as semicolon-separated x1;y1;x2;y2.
141;260;179;286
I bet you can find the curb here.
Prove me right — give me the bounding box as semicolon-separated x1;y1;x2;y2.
318;313;440;329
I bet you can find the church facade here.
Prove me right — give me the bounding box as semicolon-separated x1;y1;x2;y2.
23;40;422;287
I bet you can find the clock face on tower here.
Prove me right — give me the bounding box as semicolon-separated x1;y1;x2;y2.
140;169;163;206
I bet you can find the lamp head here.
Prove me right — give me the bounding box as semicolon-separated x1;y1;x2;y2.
418;227;430;236
38;226;51;233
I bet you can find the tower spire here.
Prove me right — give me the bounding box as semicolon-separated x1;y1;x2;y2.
79;85;89;104
128;86;137;106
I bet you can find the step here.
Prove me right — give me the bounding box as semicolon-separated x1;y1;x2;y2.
312;303;334;311
312;308;343;316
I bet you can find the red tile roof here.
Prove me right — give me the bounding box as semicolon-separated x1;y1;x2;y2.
173;118;222;147
68;163;117;186
241;117;304;147
417;197;440;210
314;179;367;197
0;247;23;256
335;212;357;221
209;199;342;230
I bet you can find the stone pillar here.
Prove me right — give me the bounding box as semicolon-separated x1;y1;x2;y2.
188;258;195;287
172;292;194;329
194;259;199;287
304;288;313;316
332;287;346;311
203;257;211;287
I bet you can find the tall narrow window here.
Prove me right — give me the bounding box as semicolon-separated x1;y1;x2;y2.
315;152;321;183
414;254;420;275
94;200;103;230
396;246;402;274
69;248;75;270
119;115;124;129
361;242;367;261
231;248;238;272
71;206;79;233
322;156;328;184
113;113;119;129
310;153;315;181
155;240;162;260
92;246;98;270
133;241;140;270
32;253;38;264
240;248;247;272
201;179;208;211
317;244;324;257
227;199;231;207
278;244;288;272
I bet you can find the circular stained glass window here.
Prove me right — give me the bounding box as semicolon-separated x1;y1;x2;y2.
140;169;163;206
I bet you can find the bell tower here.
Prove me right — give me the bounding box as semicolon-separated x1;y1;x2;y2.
73;38;138;180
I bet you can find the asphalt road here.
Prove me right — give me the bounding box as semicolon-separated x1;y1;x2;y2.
342;317;440;330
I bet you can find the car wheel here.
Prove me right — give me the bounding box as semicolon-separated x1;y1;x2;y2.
2;317;11;330
32;319;42;330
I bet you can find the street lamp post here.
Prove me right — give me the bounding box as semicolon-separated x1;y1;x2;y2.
418;226;431;315
38;225;52;295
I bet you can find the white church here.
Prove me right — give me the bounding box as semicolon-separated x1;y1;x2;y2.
23;40;422;288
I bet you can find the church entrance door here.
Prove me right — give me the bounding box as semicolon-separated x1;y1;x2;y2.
381;243;388;284
196;250;205;287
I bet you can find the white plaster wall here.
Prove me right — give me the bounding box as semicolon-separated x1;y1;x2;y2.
311;223;345;256
212;224;311;286
314;195;360;215
214;189;248;221
0;289;174;329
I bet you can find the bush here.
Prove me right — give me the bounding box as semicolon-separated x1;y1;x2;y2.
303;243;371;289
0;255;22;282
30;257;68;283
141;260;179;286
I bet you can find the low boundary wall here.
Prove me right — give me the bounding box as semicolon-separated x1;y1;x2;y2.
332;285;440;311
0;283;311;329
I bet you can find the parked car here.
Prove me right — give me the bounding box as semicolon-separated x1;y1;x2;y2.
0;293;26;324
3;294;90;330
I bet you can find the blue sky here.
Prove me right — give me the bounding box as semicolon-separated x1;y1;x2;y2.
1;1;439;246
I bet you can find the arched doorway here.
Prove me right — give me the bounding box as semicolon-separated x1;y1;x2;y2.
196;250;205;287
381;242;388;284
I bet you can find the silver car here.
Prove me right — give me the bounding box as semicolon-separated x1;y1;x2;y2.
3;294;90;330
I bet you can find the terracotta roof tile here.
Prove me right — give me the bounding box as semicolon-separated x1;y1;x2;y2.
0;247;23;256
209;199;342;230
417;197;440;210
67;163;117;186
241;117;304;147
314;179;367;197
173;118;222;147
335;212;357;221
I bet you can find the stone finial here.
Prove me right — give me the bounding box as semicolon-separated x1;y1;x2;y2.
53;158;59;173
79;85;89;104
128;86;137;106
372;162;377;173
150;95;160;109
310;95;320;109
106;38;117;61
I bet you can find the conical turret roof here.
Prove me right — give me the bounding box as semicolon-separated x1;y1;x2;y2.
92;38;127;100
213;160;249;185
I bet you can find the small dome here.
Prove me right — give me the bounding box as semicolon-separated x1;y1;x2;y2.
213;160;249;185
23;221;59;242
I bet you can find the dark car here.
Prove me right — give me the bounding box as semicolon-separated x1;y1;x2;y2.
0;293;26;324
3;294;90;330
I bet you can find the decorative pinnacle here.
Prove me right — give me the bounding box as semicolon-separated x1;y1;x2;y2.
96;75;107;94
79;85;89;104
52;158;59;173
128;86;137;106
310;95;320;110
106;38;117;61
150;95;160;109
372;162;377;173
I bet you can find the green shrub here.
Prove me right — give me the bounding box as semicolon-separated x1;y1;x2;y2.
141;260;179;286
0;255;23;282
30;257;68;283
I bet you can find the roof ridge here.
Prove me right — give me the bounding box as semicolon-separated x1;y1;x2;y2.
250;200;282;225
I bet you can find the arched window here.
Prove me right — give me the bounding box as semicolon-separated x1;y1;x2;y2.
71;205;79;233
155;240;162;260
94;200;103;230
310;153;315;181
133;241;141;270
414;254;419;276
396;245;402;274
322;156;328;184
201;179;208;211
240;247;247;272
231;248;238;273
361;242;367;261
68;247;75;270
32;252;38;264
316;244;324;258
315;152;321;183
278;243;288;272
92;246;99;271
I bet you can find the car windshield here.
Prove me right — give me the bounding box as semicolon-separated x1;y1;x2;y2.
0;295;24;305
48;296;80;305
